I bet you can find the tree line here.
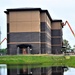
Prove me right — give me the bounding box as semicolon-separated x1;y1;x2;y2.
62;39;75;53
0;48;7;55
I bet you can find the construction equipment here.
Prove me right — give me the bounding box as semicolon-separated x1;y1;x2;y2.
0;38;7;45
62;21;75;37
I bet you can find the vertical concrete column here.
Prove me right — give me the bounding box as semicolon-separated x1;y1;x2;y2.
17;47;20;55
27;47;30;54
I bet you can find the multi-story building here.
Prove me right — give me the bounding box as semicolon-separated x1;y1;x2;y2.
4;8;63;55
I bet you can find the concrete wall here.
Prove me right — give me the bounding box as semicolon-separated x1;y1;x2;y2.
9;11;40;32
51;22;62;54
7;11;41;54
40;12;51;54
6;9;62;54
7;43;41;55
51;22;62;29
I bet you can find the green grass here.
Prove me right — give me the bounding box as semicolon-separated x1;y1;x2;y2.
64;56;75;67
0;54;75;67
0;54;53;64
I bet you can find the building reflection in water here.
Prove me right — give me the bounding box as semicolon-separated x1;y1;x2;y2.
7;65;67;75
0;64;7;75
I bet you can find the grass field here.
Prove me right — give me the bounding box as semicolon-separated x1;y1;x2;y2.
0;54;75;67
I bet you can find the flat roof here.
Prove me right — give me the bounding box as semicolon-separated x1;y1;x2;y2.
4;8;62;22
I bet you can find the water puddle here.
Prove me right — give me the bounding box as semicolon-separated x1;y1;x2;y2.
0;64;75;75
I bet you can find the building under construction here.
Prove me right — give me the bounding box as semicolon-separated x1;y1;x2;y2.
5;8;63;55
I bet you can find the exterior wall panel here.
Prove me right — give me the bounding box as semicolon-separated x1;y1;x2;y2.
7;43;41;55
9;32;40;42
51;30;62;36
9;11;40;22
10;22;17;32
10;22;40;32
52;46;62;54
40;12;51;54
30;43;41;54
41;22;51;34
7;44;17;55
9;11;40;33
51;38;62;44
41;33;51;43
40;13;51;28
40;21;51;54
41;43;51;54
51;22;62;54
52;22;62;29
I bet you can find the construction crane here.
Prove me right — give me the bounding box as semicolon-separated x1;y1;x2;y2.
0;38;7;45
62;21;75;37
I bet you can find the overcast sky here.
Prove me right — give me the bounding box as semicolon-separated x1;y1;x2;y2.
0;0;75;48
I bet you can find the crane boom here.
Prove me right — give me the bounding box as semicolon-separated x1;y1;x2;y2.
0;38;7;45
63;21;75;37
